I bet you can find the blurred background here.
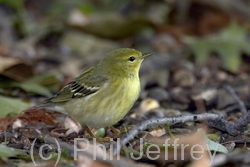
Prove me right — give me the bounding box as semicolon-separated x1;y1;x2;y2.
0;0;250;115
1;1;250;166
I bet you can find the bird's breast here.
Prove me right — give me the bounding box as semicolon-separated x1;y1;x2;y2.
63;77;140;128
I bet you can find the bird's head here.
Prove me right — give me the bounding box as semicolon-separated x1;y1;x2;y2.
97;48;152;78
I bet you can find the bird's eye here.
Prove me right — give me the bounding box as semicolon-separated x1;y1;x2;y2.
128;56;135;62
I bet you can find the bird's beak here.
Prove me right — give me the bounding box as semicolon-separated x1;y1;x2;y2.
142;52;153;59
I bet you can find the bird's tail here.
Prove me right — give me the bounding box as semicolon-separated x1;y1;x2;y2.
24;102;67;115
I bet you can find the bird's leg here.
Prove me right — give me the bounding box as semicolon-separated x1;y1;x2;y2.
83;124;111;143
96;137;112;143
82;124;95;138
110;126;121;139
120;126;133;135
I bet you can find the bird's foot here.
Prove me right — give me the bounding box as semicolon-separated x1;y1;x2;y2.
95;137;112;143
110;127;121;139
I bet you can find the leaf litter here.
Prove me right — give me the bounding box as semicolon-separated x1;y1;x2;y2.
1;1;250;167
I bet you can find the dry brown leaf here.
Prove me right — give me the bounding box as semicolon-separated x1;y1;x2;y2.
144;129;211;166
0;55;33;81
0;117;16;131
0;56;20;72
149;126;166;137
2;63;33;81
18;109;57;126
65;116;82;135
173;68;196;88
140;98;160;113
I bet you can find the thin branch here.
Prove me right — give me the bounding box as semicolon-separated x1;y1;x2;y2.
224;104;239;113
114;113;222;155
234;110;250;131
114;111;250;154
225;85;247;113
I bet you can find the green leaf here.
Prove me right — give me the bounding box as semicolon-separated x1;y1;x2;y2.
207;134;220;142
10;82;52;97
0;144;27;160
184;21;250;72
0;95;29;118
78;4;95;14
94;128;105;138
0;0;25;12
206;138;228;154
27;72;62;93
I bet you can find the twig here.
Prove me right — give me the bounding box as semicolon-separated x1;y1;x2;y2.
115;111;250;154
114;113;222;155
45;111;250;158
225;85;247;113
234;110;250;131
224;104;240;113
120;113;219;143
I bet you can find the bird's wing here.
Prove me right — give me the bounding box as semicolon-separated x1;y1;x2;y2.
46;67;108;103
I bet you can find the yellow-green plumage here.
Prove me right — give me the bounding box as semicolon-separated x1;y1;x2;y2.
42;48;151;128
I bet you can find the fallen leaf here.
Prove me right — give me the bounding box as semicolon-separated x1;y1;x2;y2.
0;95;29;118
0;55;33;81
0;144;27;160
184;21;250;72
18;109;57;126
10;82;52;97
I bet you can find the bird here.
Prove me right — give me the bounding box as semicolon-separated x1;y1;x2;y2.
29;48;152;134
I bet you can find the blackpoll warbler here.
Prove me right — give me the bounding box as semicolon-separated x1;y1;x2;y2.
33;48;152;129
